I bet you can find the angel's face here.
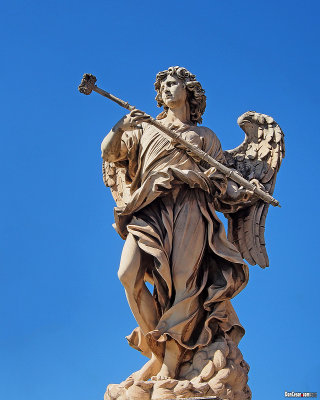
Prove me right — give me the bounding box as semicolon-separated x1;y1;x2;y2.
160;75;187;109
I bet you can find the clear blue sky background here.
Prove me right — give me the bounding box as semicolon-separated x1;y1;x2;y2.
1;1;319;399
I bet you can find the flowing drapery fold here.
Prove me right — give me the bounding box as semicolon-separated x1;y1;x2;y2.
112;122;249;358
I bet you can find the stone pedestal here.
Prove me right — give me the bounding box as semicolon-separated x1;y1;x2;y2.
104;338;251;400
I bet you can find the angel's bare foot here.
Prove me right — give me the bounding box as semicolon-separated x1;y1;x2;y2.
127;354;161;382
156;363;174;380
154;339;181;380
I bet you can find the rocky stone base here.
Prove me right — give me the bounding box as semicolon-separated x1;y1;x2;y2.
105;338;251;400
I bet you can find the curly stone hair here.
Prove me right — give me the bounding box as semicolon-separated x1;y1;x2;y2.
154;66;206;125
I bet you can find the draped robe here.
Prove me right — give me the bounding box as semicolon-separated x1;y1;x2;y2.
112;121;249;359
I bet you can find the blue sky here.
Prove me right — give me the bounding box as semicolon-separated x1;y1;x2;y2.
1;1;319;399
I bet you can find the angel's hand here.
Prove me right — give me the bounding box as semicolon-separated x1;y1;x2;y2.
249;179;265;194
231;179;266;201
225;179;262;202
226;181;246;200
117;109;152;131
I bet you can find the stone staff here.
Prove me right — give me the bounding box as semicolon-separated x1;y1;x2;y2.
78;73;280;207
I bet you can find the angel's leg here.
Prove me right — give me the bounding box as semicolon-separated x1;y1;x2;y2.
118;233;158;334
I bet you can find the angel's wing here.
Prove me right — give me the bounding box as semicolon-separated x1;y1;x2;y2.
224;111;285;268
102;161;131;207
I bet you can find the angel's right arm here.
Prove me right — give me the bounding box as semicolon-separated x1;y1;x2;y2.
101;116;130;163
101;109;150;162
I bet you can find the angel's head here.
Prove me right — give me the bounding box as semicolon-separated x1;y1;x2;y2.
154;66;206;125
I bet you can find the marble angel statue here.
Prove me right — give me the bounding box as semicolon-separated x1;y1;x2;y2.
95;66;285;400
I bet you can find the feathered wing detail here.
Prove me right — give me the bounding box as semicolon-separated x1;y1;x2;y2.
224;111;285;268
102;161;131;207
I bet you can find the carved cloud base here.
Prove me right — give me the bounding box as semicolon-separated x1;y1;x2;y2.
105;338;251;400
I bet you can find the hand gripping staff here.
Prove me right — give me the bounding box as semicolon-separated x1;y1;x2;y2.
78;73;280;207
